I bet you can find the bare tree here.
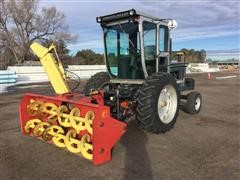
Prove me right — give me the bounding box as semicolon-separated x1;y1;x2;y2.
0;0;76;64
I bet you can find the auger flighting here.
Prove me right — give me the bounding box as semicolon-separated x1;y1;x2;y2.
25;100;94;159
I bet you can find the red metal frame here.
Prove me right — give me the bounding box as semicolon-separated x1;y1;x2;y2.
19;92;127;165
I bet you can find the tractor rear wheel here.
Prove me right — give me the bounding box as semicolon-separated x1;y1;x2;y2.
84;72;110;93
136;73;179;133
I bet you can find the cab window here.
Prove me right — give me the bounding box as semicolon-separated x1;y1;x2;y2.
143;21;157;76
159;25;168;52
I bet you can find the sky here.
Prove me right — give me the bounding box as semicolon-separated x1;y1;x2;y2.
40;0;240;60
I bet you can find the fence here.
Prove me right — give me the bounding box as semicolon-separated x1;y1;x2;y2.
3;63;220;84
7;65;107;83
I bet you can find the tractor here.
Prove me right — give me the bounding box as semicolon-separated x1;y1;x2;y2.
85;9;202;131
19;9;202;165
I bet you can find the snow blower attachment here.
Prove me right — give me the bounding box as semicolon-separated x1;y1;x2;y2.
19;42;126;165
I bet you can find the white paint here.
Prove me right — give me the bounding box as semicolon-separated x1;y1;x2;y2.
215;75;237;80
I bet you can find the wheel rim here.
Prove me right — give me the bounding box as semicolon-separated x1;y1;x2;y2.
157;85;178;124
195;96;201;111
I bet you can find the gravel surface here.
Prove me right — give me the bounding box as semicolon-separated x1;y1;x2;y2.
0;72;239;180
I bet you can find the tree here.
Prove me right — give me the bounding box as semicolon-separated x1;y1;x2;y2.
171;49;206;63
0;0;76;64
0;47;15;69
71;49;104;65
199;49;206;63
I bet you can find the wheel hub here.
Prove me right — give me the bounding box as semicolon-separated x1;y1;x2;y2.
158;85;178;124
195;96;201;111
159;100;168;107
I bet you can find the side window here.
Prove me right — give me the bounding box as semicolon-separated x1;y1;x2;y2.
159;26;168;52
143;21;156;75
143;21;156;61
105;30;118;76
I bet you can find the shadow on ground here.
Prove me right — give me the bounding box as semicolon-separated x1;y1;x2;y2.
120;121;153;180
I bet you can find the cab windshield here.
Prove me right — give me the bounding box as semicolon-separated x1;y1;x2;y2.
104;22;144;79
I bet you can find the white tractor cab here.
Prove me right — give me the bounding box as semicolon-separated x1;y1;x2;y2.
85;9;202;133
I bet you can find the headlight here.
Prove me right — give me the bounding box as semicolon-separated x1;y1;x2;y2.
129;9;135;16
168;19;177;29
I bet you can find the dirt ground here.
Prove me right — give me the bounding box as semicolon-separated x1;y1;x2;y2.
0;72;239;180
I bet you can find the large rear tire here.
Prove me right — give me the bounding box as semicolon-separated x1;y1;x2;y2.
136;73;179;133
84;72;110;93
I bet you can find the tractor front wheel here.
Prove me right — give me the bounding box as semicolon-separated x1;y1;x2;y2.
136;73;179;133
181;91;202;114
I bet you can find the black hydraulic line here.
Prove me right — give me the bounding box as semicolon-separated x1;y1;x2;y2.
116;87;120;120
64;68;81;92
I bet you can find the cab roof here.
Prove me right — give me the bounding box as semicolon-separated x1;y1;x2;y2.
96;9;165;24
